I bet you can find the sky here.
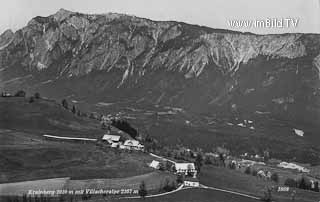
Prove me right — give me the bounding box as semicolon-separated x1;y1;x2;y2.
0;0;319;34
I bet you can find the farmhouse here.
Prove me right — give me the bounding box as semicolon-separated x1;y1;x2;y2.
102;134;121;143
149;160;160;169
174;163;197;177
123;140;144;151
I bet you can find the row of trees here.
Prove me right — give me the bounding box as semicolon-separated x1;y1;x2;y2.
284;177;319;192
111;119;138;139
61;99;85;117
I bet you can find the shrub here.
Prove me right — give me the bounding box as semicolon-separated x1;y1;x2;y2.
139;181;147;198
176;174;184;184
61;99;68;109
29;96;35;103
34;92;40;99
15;90;26;97
252;169;258;176
72;105;76;114
204;156;212;164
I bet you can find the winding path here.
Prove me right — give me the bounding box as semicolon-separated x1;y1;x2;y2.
119;183;261;200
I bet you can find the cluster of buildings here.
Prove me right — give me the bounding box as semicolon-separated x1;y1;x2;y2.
148;160;199;187
277;161;310;173
102;134;144;151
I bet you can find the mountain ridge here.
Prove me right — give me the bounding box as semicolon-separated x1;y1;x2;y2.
0;10;320;163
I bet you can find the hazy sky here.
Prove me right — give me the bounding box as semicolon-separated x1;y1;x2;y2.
0;0;319;34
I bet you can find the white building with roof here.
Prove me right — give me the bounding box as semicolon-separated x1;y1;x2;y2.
277;162;310;173
183;178;200;187
123;140;144;151
174;163;197;177
102;134;121;144
149;160;160;169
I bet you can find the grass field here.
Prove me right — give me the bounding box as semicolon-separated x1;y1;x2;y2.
65;171;176;191
0;97;104;138
0;129;155;183
0;171;175;197
0;97;156;183
200;165;320;202
98;188;260;202
0;178;69;196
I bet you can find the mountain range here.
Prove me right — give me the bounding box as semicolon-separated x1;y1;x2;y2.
1;9;320;163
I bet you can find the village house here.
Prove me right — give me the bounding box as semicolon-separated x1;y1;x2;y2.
102;134;121;148
102;134;121;143
123;139;144;151
174;163;197;177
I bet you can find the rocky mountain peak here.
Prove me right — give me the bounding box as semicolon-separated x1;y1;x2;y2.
0;9;320;127
52;8;75;22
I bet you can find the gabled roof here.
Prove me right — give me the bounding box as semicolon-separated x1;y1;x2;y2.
124;139;142;147
149;160;160;168
102;134;121;142
175;163;195;170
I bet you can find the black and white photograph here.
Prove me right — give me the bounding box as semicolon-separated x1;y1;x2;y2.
0;0;320;201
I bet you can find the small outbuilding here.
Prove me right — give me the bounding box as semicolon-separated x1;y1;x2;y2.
183;178;200;187
149;160;160;169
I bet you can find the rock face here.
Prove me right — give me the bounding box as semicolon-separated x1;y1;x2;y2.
0;9;320;124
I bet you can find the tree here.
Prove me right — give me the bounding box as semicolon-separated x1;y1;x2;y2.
195;153;203;173
139;181;147;199
219;153;225;167
244;166;251;175
271;173;279;183
72;105;76;114
284;178;297;188
15;90;26;97
176;173;184;184
165;160;172;171
204;155;212;164
22;194;27;202
187;164;194;177
298;177;308;190
158;162;165;171
314;181;319;192
111;119;138;139
61;99;68;110
101;122;107;130
263;150;270;163
228;161;236;169
34;92;40;99
252;169;258;176
29;96;35;103
89;113;95;119
262;187;273;202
